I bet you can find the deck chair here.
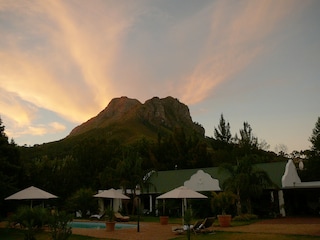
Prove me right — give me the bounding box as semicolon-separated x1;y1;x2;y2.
172;220;202;235
89;211;105;220
172;222;197;234
191;219;206;234
192;219;206;234
114;212;130;222
194;217;215;234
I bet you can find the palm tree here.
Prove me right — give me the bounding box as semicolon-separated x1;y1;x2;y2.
220;156;274;215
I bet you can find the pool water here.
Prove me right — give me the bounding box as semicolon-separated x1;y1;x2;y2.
70;221;136;229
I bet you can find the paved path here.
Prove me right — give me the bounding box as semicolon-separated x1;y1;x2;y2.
72;222;180;240
214;217;320;237
2;217;320;239
72;217;320;239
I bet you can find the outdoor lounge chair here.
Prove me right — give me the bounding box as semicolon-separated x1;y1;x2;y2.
192;219;206;234
172;225;189;234
172;219;204;234
193;217;215;234
114;212;130;222
89;211;105;220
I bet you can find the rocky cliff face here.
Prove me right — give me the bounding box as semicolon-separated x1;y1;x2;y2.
68;96;204;139
140;96;194;129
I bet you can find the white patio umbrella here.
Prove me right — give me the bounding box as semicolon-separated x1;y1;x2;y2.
93;188;130;200
5;186;58;207
156;186;207;221
93;188;130;210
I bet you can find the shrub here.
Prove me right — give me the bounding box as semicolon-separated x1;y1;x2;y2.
48;211;73;240
105;207;114;222
65;188;97;218
211;191;236;215
8;206;49;240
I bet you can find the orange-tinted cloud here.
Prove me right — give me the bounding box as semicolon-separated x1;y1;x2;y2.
0;88;37;126
0;1;139;126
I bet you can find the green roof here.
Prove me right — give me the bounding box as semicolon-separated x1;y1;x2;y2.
146;161;287;194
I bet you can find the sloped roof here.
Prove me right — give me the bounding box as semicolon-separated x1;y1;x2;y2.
146;161;287;194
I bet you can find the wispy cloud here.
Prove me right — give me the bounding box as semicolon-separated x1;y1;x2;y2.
6;121;66;139
0;88;66;140
178;0;302;105
0;88;38;125
0;1;139;126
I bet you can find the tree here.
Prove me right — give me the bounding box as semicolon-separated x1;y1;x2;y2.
65;188;97;218
0;117;20;216
220;157;273;215
211;114;236;165
275;144;288;157
214;114;232;143
309;117;320;155
302;117;320;181
237;122;258;149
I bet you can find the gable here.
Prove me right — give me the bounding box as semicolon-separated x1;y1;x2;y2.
184;170;221;191
282;159;301;188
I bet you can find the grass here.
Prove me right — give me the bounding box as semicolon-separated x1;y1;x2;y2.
3;228;320;240
172;232;320;240
0;228;101;240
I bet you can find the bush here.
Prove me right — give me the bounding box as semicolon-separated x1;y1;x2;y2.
48;211;73;240
65;188;97;218
8;206;49;240
211;191;236;215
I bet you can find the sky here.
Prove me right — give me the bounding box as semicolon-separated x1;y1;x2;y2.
0;0;319;153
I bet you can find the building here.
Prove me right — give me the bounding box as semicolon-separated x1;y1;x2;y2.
141;160;320;217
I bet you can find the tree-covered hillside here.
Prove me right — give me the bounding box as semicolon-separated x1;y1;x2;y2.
2;105;317;217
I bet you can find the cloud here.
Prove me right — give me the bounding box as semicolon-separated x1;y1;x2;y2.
0;88;37;126
49;122;66;131
5;121;66;139
177;0;303;105
0;1;139;125
0;88;66;141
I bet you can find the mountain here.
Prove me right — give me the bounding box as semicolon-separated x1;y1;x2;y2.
67;96;205;143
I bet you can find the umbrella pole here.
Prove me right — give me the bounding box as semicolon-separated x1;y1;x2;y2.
182;200;184;224
163;199;165;215
182;199;187;225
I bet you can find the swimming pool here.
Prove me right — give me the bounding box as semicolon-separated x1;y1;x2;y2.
70;221;136;230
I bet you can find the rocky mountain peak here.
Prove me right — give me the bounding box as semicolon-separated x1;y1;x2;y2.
68;96;204;138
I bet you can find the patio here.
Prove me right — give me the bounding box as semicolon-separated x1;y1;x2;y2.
70;217;320;239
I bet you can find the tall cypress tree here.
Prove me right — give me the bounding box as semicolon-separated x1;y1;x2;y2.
309;117;320;156
214;114;232;143
303;117;320;181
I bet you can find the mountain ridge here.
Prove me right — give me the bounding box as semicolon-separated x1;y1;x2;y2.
67;96;205;143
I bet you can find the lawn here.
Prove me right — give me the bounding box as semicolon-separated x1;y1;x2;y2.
0;228;101;240
174;232;320;240
2;228;320;240
0;216;163;240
